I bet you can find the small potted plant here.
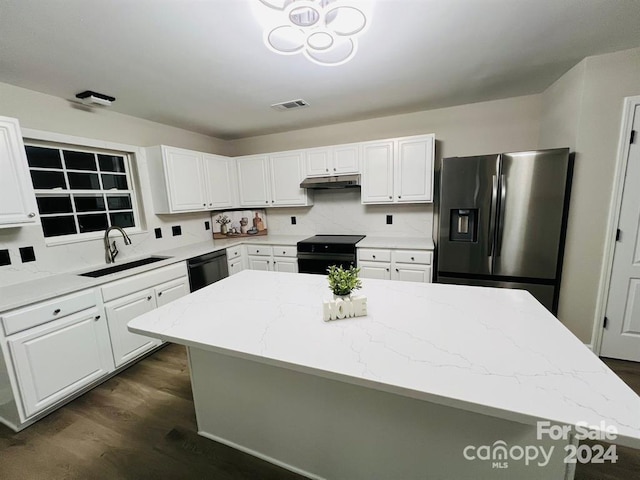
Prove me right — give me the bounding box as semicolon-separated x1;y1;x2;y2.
215;214;231;235
327;265;362;299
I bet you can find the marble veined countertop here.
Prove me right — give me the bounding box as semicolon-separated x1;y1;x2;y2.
129;270;640;449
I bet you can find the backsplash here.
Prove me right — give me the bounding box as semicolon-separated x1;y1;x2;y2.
266;189;433;238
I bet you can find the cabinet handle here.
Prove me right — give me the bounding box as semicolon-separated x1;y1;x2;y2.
158;292;163;296
395;268;399;272
94;315;101;321
147;296;152;301
28;212;36;218
53;308;61;315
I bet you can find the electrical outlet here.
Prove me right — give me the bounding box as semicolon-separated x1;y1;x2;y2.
386;215;393;225
205;221;211;230
154;228;162;239
0;249;10;266
291;216;297;225
172;225;182;236
19;246;36;263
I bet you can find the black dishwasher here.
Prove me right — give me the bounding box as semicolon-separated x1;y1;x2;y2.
187;250;229;292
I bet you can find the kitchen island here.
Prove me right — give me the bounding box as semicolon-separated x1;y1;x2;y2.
129;271;640;480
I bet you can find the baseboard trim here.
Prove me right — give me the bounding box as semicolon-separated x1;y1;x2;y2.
197;430;324;480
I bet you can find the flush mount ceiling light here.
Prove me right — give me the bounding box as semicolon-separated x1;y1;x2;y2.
255;0;371;66
75;90;116;107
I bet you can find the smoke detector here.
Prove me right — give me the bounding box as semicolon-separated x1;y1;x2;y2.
75;90;116;107
271;99;310;111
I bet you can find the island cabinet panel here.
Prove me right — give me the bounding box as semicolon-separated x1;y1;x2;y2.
104;289;160;368
0;116;38;227
8;307;113;418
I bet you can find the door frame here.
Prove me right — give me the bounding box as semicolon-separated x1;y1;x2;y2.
592;95;640;355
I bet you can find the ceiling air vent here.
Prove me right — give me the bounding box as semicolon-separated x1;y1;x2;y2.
271;99;310;111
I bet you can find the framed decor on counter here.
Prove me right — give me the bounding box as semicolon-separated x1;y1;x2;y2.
212;209;268;239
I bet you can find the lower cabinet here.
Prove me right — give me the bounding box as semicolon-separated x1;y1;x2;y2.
8;307;113;417
227;245;245;276
246;245;298;273
358;248;432;283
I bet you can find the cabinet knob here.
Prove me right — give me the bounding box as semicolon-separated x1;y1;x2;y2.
398;196;402;199
325;168;329;172
333;168;336;171
395;268;399;272
209;203;212;206
53;308;61;315
282;251;285;255
271;200;274;203
389;196;392;199
147;296;152;301
203;203;206;206
266;201;268;204
372;255;376;259
28;212;36;218
411;256;415;261
386;268;389;272
94;315;101;321
158;292;163;296
257;250;259;253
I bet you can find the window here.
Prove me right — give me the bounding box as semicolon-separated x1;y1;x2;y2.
25;144;139;240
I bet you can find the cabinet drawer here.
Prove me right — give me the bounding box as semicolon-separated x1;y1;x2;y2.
393;250;432;265
358;249;391;262
226;246;243;260
101;262;188;303
1;289;96;336
245;245;272;256
272;245;296;257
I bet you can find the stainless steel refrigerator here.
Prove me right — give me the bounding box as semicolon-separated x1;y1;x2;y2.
436;148;573;313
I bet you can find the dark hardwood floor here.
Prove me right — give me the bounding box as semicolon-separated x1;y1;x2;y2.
1;345;638;479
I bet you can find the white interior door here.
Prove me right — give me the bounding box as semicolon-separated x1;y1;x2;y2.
602;104;640;361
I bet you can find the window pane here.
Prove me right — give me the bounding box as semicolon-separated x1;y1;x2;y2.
110;211;135;228
78;213;108;233
30;170;67;189
68;172;100;190
36;195;73;214
74;196;105;212
106;195;132;210
63;151;97;171
98;155;126;173
102;174;128;190
25;146;62;169
41;216;77;237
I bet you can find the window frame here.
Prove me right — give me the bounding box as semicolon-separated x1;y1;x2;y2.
22;129;145;246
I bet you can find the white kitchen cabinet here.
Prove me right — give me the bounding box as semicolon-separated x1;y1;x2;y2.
246;245;297;273
104;289;160;368
155;277;190;307
228;258;244;276
305;144;359;177
248;256;271;271
273;257;298;273
237;153;312;208
8;307;113;417
237;155;271;207
358;248;432;283
0;116;38;227
146;145;237;213
227;245;245;276
361;134;435;204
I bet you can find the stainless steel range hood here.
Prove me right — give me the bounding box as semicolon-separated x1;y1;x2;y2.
300;174;361;189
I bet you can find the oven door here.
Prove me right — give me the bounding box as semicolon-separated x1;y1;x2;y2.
297;253;356;275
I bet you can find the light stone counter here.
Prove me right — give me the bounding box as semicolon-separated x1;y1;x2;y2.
129;270;640;479
356;235;434;250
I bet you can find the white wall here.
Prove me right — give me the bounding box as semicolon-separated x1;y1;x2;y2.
539;47;640;343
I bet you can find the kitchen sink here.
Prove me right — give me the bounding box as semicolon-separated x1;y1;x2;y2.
79;256;170;277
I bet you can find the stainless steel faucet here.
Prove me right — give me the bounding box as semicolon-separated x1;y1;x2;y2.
104;226;132;263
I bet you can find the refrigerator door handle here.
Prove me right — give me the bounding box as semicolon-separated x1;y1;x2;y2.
488;174;498;258
496;174;507;256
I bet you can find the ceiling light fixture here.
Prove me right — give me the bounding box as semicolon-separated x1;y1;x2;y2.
255;0;371;66
75;90;116;107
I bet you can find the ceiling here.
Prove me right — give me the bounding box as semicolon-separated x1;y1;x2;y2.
1;0;639;140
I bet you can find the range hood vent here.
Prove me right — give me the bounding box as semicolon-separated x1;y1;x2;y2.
300;174;361;189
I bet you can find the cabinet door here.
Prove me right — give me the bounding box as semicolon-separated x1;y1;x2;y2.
273;257;298;273
305;148;332;177
0;117;38;227
361;141;394;204
248;256;271;271
237;155;271;207
396;136;434;203
333;144;360;174
228;259;244;276
154;277;189;307
163;147;207;212
104;289;160;368
8;308;113;417
392;263;432;283
269;151;308;206
203;154;235;209
359;261;391;280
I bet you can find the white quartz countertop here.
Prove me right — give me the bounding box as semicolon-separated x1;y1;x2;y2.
129;270;640;449
356;236;434;250
0;235;307;312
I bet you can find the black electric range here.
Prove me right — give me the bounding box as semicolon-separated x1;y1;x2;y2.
297;235;366;274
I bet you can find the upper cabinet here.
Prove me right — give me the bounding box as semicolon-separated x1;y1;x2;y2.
146;146;236;214
361;134;435;204
305;144;359;177
237;151;313;208
0;116;38;227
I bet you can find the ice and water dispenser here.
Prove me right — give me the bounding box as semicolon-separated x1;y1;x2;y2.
449;209;478;242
